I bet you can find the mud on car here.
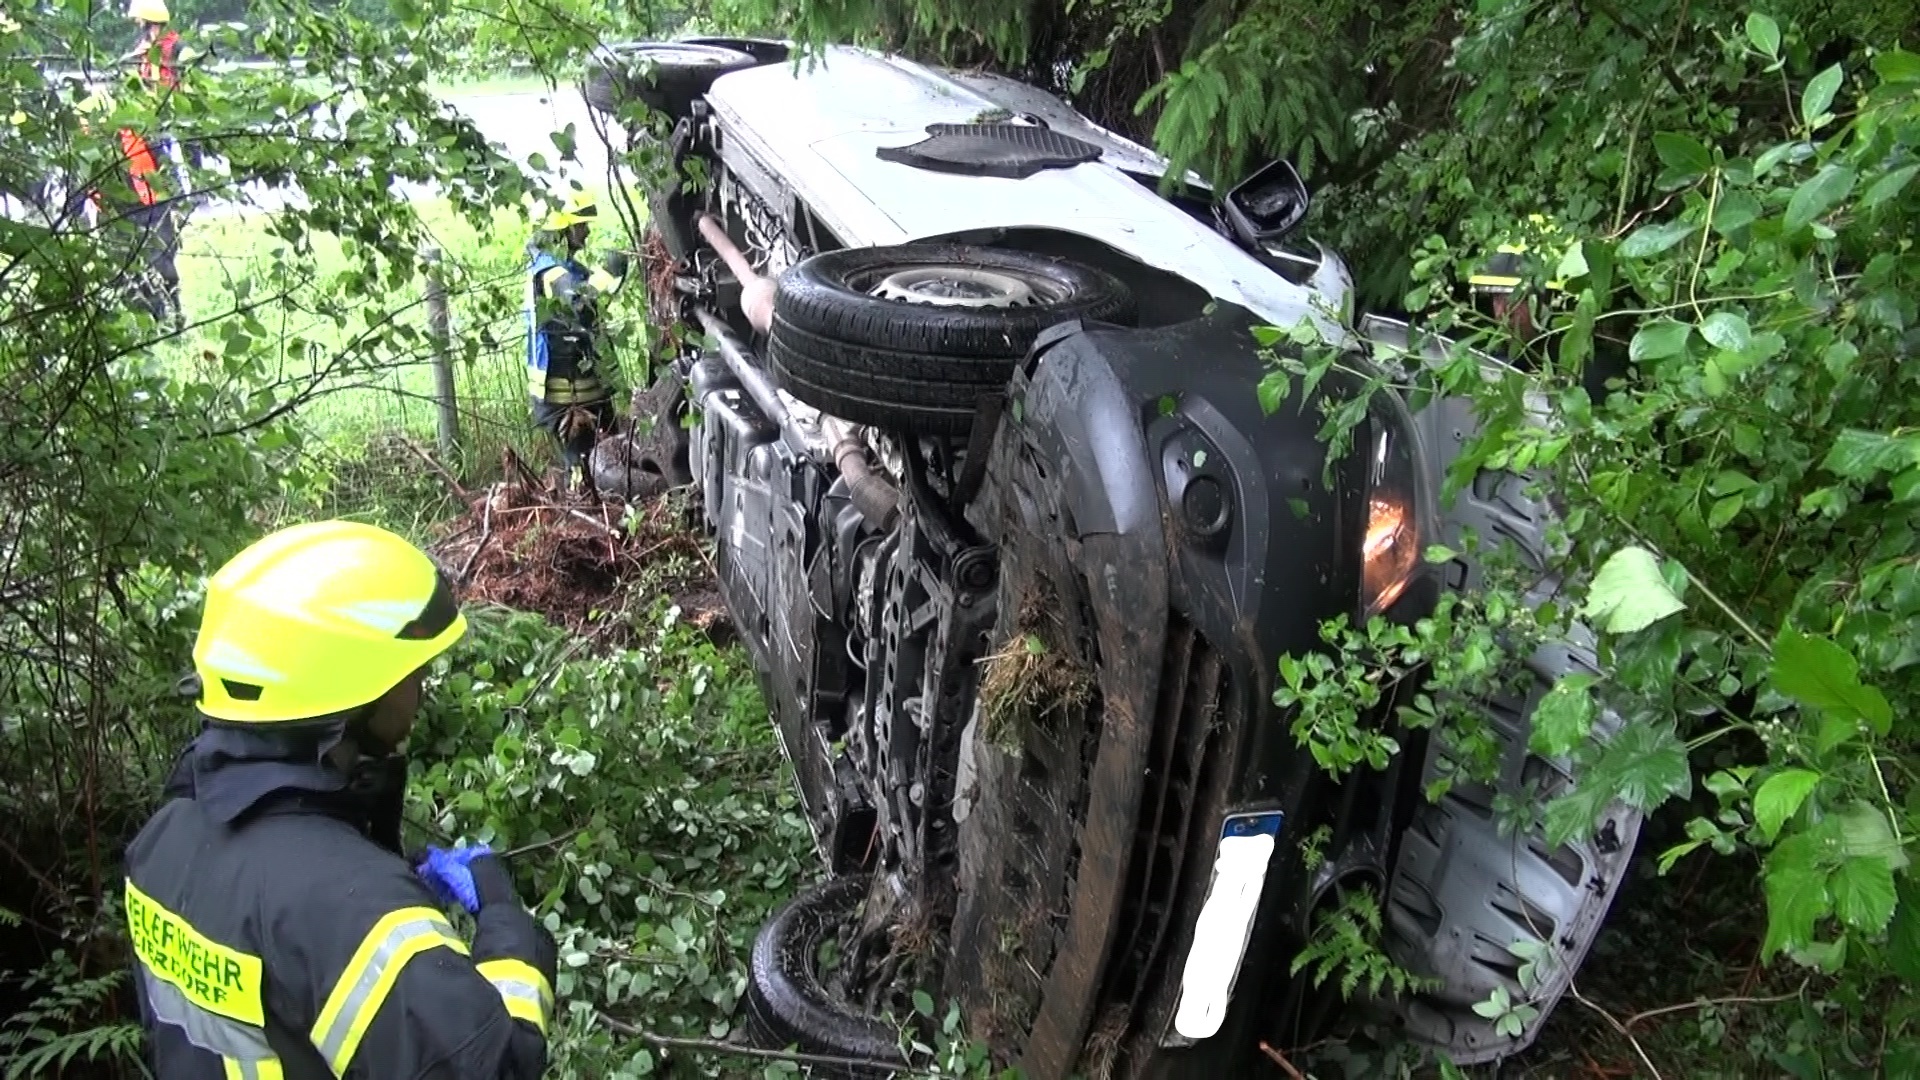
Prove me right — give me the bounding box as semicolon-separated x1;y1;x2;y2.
584;39;1642;1077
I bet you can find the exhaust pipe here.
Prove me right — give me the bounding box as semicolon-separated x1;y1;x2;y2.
696;214;775;334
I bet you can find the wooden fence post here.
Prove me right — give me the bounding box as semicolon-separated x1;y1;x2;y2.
422;245;460;461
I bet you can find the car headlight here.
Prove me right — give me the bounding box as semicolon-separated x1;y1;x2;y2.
1360;393;1428;619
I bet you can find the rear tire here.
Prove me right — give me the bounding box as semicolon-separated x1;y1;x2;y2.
746;877;905;1074
767;245;1134;434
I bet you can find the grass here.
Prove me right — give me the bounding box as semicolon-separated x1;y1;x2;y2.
172;187;648;493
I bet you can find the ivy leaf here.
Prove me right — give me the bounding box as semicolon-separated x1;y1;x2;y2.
1771;627;1893;735
1800;64;1844;128
1861;164;1917;209
1653;132;1713;183
1629;319;1692;362
1889;876;1920;983
1583;546;1686;634
1698;312;1752;353
1784;164;1857;233
1745;12;1781;58
1830;856;1897;934
1529;674;1598;758
1762;833;1832;960
1618;220;1697;258
1753;768;1820;841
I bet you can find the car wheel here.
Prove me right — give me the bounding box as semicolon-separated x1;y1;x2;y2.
767;245;1135;434
745;876;906;1073
581;41;757;120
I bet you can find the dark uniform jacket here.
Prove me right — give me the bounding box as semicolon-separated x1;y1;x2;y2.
124;727;556;1080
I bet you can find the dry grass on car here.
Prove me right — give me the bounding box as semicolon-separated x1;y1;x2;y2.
976;602;1094;753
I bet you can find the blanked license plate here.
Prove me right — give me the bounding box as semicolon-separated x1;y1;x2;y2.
1171;810;1285;1041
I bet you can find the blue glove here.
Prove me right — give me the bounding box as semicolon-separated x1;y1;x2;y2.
415;843;494;914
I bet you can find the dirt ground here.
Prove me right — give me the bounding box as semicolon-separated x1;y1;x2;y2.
428;452;725;641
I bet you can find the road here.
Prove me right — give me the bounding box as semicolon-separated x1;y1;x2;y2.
202;85;620;216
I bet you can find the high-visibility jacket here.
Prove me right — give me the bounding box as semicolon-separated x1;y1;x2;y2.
124;731;554;1080
120;127;163;206
140;30;182;90
526;250;612;406
1468;213;1567;295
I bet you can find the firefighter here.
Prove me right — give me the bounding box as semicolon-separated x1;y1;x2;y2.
526;190;630;493
124;520;557;1080
125;0;183;90
1467;214;1631;404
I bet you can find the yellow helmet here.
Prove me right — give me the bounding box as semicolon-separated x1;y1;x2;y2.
541;190;599;231
127;0;169;22
193;521;466;725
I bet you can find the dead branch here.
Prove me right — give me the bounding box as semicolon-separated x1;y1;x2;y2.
594;1011;924;1076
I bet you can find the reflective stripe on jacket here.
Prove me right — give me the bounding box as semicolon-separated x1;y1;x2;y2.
124;796;553;1079
525;251;607;405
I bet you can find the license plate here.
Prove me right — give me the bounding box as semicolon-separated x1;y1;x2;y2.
1171;811;1285;1040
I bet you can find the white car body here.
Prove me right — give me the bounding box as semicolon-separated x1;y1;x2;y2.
702;46;1353;335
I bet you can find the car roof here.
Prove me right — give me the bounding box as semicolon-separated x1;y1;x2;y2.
703;46;1332;331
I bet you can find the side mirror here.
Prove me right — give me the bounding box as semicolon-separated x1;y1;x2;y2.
1221;159;1309;247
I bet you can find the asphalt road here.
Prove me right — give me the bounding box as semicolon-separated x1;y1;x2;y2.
202;85;617;216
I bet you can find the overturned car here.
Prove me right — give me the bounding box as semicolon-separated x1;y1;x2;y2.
585;40;1640;1077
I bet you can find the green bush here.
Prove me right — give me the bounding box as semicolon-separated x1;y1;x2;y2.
408;603;815;1077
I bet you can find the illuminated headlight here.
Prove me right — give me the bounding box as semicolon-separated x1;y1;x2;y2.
1360;394;1429;619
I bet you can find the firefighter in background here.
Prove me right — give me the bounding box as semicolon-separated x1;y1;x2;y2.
1467;214;1632;404
115;0;190;325
527;191;630;494
124;521;557;1079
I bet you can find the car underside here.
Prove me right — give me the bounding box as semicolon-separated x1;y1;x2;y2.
583;39;1644;1078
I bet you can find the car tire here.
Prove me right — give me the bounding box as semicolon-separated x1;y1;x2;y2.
767;245;1134;434
745;876;905;1073
581;41;757;119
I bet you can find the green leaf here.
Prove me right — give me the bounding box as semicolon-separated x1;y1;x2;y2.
1784;165;1856;233
1250;325;1285;347
1861;164;1917;209
1583;546;1686;634
1835;802;1906;867
1800;64;1844;127
1529;674;1598;758
1653;132;1713;181
1888;876;1920;983
1830;857;1897;933
1708;493;1744;530
1545;720;1692;844
1822;428;1920;480
1771;627;1893;735
1892;468;1920;502
1745;12;1781;58
1555;241;1589;281
1698;312;1752;353
1753;769;1820;841
913;990;935;1017
1256;372;1288;415
1618;220;1697;258
1630;319;1692;362
1762;834;1832;959
1872;49;1920;84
